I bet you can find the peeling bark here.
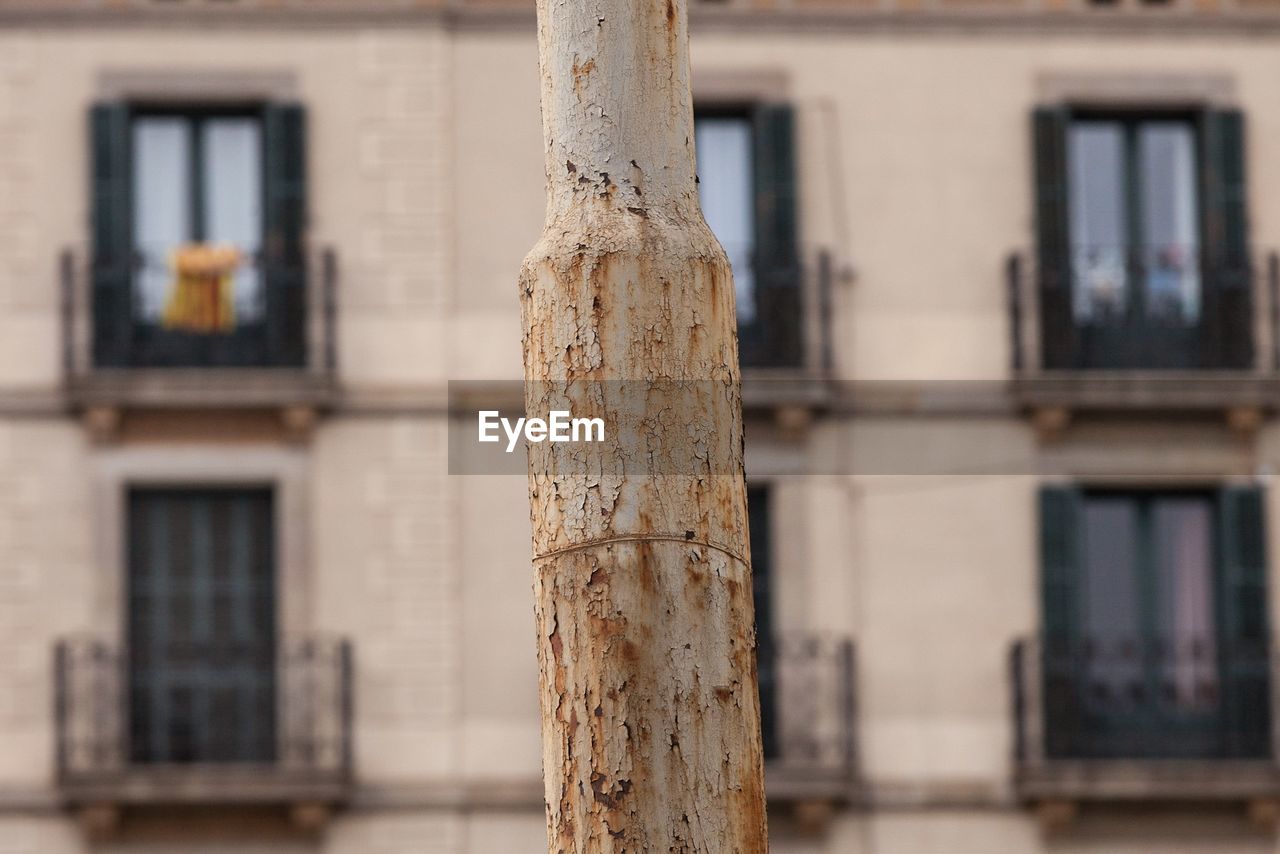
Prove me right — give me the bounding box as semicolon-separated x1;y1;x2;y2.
520;1;768;851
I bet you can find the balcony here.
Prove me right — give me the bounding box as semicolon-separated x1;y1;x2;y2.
1005;250;1280;421
54;635;353;826
760;633;859;814
58;248;340;428
1010;635;1280;807
737;251;836;415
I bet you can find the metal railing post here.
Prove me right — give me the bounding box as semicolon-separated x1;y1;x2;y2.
1015;636;1045;768
817;249;835;377
53;641;69;780
339;638;354;777
839;637;857;776
322;248;338;380
59;250;75;384
1270;643;1280;768
1029;637;1045;766
1007;253;1024;375
112;641;127;770
1267;252;1279;373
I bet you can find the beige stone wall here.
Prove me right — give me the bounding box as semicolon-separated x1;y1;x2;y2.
325;813;462;854
0;817;85;854
0;36;51;387
312;417;461;783
853;468;1036;785
456;474;541;782
0;422;92;786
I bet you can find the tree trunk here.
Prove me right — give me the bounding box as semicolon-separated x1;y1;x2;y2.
519;1;768;851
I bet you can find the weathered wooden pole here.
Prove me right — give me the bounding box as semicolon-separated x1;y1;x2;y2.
519;0;768;850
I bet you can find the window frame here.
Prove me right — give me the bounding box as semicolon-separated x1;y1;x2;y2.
90;99;309;369
1034;103;1252;371
1039;482;1273;760
693;101;805;369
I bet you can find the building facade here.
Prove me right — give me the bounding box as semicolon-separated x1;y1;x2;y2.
2;0;1280;852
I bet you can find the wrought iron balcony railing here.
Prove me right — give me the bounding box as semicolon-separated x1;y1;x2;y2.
759;633;858;800
54;635;353;806
733;249;835;377
1006;249;1280;375
1011;635;1280;801
58;247;339;407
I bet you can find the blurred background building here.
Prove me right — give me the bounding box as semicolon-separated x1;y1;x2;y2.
1;0;1279;851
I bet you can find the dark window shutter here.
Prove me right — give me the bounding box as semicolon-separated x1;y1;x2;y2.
90;103;133;367
1200;109;1252;370
747;486;774;644
1217;485;1270;757
1033;107;1075;369
1039;485;1082;758
751;104;802;368
1040;486;1082;649
746;486;777;759
263;103;308;368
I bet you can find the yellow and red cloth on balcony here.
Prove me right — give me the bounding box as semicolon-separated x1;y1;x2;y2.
161;244;241;334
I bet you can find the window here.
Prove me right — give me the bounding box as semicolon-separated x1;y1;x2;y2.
1034;108;1250;370
91;103;307;368
694;106;801;369
1039;486;1270;759
127;487;276;764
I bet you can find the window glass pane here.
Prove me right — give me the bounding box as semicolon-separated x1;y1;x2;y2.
695;117;756;324
1139;122;1201;324
1081;497;1142;708
1068;122;1129;322
1151;497;1217;712
132;118;192;322
202;118;264;322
